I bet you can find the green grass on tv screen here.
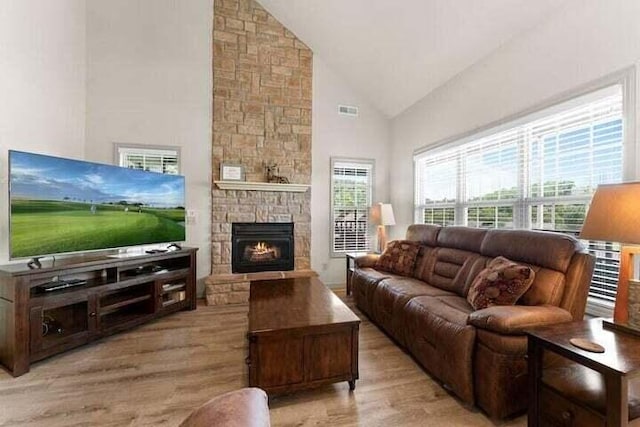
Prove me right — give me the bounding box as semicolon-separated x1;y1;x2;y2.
10;200;185;258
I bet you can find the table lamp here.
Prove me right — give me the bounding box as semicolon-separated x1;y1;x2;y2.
579;182;640;334
371;203;395;253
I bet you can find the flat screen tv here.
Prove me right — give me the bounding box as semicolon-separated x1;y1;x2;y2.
9;150;186;259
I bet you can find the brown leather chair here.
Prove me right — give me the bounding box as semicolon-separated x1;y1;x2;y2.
180;388;270;427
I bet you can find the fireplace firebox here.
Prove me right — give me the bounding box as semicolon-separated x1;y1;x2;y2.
231;223;294;273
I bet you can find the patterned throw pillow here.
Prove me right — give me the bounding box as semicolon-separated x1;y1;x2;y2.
374;240;421;276
467;256;536;310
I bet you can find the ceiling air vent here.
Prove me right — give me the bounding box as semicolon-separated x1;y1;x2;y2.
338;104;359;117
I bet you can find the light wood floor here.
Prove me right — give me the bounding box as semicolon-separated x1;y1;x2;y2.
0;292;526;427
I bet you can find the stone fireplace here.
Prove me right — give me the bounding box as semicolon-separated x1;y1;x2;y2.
232;222;294;273
206;0;313;305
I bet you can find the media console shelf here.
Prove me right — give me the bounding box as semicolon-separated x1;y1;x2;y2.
0;248;197;377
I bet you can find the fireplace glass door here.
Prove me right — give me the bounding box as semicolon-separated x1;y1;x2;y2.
232;223;294;273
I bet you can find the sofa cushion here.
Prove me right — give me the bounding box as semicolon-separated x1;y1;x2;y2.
437;226;488;253
412;245;437;281
354;267;395;283
375;240;421;276
467;256;535;310
435;295;475;314
521;267;566;307
352;268;393;316
405;224;441;246
480;229;579;273
371;277;455;344
403;295;476;404
381;278;457;299
413;247;486;296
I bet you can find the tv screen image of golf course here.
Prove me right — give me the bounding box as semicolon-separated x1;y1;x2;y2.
10;150;185;258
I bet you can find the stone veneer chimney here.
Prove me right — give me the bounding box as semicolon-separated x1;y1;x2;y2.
208;0;312;304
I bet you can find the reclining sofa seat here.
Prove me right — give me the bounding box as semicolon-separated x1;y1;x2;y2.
352;224;595;419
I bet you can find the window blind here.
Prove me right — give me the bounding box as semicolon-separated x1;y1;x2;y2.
414;85;623;305
331;159;374;255
118;147;179;175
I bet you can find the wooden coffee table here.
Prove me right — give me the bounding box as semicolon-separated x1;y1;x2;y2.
247;276;360;395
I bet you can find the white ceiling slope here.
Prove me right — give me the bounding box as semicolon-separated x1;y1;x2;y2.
259;0;568;118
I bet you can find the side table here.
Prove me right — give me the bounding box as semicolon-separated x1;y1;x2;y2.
345;252;368;296
527;318;640;426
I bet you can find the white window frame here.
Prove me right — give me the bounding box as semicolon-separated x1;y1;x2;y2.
412;67;637;316
114;143;181;175
330;157;375;258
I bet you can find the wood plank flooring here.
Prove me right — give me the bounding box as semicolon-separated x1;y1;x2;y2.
0;293;526;426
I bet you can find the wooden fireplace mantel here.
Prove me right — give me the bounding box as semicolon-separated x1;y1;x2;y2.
214;180;310;192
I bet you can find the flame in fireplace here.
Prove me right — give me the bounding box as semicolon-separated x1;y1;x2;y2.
245;241;280;262
253;242;270;254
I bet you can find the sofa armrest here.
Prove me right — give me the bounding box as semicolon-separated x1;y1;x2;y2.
355;254;380;268
468;305;573;335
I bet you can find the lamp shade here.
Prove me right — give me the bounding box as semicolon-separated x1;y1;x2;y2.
579;182;640;245
380;203;396;226
371;203;395;226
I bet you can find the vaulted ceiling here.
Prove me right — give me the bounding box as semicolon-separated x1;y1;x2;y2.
259;0;570;118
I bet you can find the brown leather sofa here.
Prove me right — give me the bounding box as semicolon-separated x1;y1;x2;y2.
352;225;595;419
180;388;270;427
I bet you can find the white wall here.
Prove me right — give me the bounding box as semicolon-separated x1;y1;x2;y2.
312;57;391;286
391;0;640;232
85;0;213;292
0;0;86;263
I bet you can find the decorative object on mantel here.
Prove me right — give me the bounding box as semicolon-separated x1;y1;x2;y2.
371;202;396;253
213;180;310;192
579;182;640;335
220;163;245;181
264;162;290;184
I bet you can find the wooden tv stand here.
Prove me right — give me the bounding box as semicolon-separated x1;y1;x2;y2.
0;248;197;377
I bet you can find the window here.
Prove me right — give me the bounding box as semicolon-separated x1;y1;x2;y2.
117;145;180;175
331;158;374;256
414;84;626;307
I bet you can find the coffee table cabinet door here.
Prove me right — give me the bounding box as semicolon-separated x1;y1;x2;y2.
306;330;353;381
252;336;304;388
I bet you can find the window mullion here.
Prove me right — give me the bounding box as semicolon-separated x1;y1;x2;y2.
517;128;528;228
456;151;466;226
